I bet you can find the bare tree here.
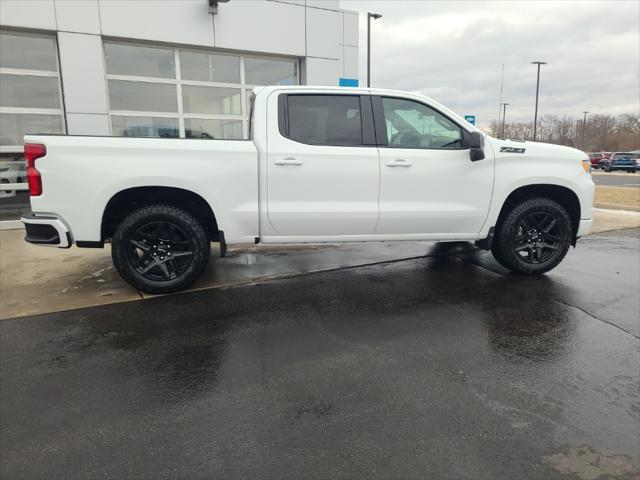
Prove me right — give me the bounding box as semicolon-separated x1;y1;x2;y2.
486;113;639;151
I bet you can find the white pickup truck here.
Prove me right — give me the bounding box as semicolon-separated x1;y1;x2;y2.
22;86;595;293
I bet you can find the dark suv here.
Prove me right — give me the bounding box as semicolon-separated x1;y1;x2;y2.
601;153;637;173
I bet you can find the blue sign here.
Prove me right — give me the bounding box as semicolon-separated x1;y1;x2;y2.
464;115;476;125
339;78;359;87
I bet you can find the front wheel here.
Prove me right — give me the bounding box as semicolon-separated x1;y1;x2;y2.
491;198;572;275
111;204;211;294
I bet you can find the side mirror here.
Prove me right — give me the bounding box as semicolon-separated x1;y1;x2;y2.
469;132;485;161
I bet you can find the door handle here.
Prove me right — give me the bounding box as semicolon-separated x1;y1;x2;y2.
274;157;303;166
385;159;412;167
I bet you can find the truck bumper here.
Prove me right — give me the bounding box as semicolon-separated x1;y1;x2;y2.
576;218;593;238
21;212;72;248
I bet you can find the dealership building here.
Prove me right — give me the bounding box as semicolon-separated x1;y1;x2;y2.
0;0;360;226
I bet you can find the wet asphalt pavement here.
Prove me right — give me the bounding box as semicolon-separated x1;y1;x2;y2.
1;230;639;480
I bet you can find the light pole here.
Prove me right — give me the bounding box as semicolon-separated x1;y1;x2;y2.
500;102;510;139
367;13;382;88
581;111;589;150
531;61;547;141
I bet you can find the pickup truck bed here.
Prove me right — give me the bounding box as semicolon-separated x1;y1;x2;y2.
27;136;260;245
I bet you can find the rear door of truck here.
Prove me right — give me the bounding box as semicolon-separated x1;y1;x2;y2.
265;91;380;237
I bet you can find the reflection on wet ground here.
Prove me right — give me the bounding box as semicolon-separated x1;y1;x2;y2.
1;231;638;479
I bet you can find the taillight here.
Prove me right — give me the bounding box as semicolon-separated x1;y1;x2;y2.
25;143;46;196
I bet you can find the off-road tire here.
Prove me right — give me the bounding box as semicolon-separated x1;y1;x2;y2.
111;204;210;294
491;197;572;275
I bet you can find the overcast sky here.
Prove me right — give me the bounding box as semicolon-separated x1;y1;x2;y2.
340;0;640;127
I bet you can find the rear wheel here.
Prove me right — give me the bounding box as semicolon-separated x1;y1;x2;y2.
111;204;210;294
491;198;572;275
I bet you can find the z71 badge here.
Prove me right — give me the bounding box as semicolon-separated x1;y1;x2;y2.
500;146;526;154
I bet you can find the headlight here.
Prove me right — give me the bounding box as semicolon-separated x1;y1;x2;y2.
581;159;591;174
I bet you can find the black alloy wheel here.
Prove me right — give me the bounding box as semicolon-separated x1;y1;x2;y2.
128;221;195;282
512;212;564;265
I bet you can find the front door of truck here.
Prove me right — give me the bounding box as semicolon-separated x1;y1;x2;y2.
266;93;380;237
372;95;493;236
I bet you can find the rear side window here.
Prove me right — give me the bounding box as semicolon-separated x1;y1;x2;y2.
284;95;363;146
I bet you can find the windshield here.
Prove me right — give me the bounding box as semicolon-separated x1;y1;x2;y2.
613;153;633;159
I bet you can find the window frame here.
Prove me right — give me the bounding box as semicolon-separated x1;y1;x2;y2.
278;93;376;148
372;95;470;150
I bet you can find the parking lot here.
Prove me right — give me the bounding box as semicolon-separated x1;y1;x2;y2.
1;226;638;479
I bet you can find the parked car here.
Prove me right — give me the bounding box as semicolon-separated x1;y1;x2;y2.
21;86;595;293
588;152;604;169
0;162;26;199
602;152;637;173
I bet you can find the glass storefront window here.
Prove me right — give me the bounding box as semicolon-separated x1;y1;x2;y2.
179;51;240;83
104;43;175;79
0;154;26;186
245;57;297;85
104;41;299;140
0;31;58;72
0;189;30;222
0;154;29;221
184;119;243;140
0;30;64;222
111;116;179;138
0;114;64;146
0;74;61;109
181;86;241;115
108;80;178;113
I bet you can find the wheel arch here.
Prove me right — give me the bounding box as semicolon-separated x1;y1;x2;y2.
101;186;219;242
495;184;581;242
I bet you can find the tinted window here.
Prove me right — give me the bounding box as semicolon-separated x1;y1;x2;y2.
382;97;462;149
286;95;362;146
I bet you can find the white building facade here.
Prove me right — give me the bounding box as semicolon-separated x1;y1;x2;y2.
0;0;360;225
